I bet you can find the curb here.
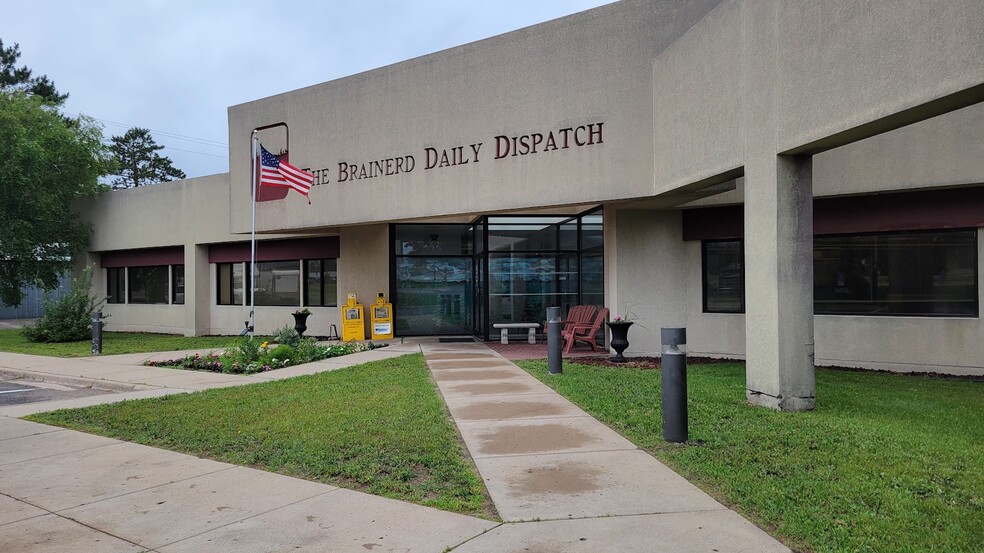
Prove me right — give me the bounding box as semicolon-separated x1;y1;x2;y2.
0;369;157;393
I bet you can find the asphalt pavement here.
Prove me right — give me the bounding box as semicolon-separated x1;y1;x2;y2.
0;376;111;407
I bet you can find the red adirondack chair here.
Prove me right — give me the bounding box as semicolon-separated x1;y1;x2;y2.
563;307;609;353
551;305;596;339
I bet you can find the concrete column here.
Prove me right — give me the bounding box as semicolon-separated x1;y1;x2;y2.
183;244;211;336
744;156;815;411
743;0;815;411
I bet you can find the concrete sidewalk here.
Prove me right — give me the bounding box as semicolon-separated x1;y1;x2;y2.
0;340;790;552
420;342;788;552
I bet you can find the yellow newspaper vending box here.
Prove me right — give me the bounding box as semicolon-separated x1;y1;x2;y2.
370;292;394;340
341;292;365;341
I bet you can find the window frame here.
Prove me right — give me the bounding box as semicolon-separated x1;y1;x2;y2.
701;239;745;314
172;265;185;305
814;228;979;318
699;229;979;318
127;265;170;305
106;267;126;304
252;259;302;307
303;258;338;307
216;262;248;306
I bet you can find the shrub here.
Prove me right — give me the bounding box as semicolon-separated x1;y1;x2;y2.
231;335;262;364
294;336;320;361
260;344;296;368
23;266;104;343
274;325;301;348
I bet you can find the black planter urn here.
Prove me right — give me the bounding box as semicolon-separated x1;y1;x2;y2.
292;312;310;337
607;321;633;363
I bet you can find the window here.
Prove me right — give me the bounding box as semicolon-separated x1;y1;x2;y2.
304;259;337;307
128;265;169;304
580;213;604;251
701;230;978;317
172;265;185;304
107;267;125;304
217;262;246;306
253;260;300;306
815;230;977;316
703;240;744;313
488;217;570;252
107;265;183;305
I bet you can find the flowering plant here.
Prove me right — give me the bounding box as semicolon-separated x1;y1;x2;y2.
294;308;311;315
609;302;647;327
143;341;386;375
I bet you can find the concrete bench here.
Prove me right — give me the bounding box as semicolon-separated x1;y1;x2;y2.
492;323;540;344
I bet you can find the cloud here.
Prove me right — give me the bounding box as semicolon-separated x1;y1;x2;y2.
2;0;613;178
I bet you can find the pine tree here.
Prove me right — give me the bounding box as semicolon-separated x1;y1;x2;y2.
109;127;186;188
0;39;68;104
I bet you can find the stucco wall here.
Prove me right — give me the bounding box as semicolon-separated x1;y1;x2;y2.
82;174;340;336
652;0;743;194
651;0;984;193
85;174;235;251
337;224;390;338
228;0;724;234
607;208;688;356
776;0;984;153
683;102;984;209
101;304;185;335
84;175;235;336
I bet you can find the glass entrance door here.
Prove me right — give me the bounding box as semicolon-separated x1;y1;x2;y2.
392;210;603;338
394;257;472;335
392;224;474;336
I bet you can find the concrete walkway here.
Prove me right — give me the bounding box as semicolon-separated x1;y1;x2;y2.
0;341;790;552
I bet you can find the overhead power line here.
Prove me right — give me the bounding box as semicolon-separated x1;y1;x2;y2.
65;111;229;148
161;145;228;159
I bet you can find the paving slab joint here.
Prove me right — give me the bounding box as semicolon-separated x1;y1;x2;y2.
444;522;506;552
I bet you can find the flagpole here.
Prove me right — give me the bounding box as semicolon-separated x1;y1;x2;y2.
248;130;258;336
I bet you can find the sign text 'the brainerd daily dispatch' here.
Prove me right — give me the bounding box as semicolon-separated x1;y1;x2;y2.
304;122;604;186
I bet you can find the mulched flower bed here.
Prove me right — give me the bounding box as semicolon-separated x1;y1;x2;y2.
566;356;739;369
569;356;984;381
145;341;384;374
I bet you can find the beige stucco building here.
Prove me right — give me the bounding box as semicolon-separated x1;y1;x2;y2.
80;0;984;409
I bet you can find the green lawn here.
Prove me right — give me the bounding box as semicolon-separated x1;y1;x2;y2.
518;360;984;553
27;354;493;517
0;329;242;357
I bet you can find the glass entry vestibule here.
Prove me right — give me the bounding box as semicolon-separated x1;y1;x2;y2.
391;211;603;339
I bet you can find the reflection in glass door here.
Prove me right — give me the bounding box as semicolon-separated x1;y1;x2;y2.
473;256;486;337
488;253;578;327
394;257;473;335
392;210;603;338
392;224;474;336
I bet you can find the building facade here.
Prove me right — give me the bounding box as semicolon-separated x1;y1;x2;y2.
79;0;984;408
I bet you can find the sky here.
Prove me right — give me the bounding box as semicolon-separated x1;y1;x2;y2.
2;1;615;179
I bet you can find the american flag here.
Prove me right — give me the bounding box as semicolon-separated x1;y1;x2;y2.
259;144;315;198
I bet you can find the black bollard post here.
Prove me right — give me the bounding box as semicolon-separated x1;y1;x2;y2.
661;327;687;443
547;307;562;375
91;311;103;356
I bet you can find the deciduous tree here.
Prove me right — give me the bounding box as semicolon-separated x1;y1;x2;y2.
0;92;111;306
